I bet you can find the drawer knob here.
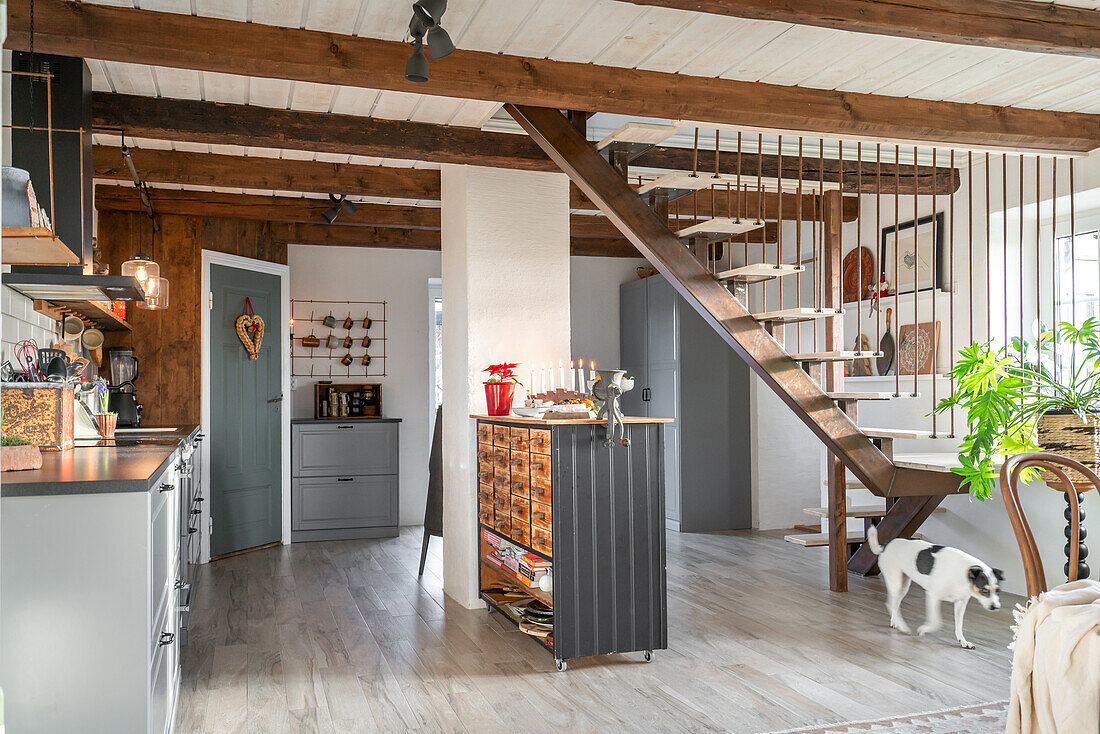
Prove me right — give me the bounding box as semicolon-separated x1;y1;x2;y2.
158;632;175;647
337;477;354;482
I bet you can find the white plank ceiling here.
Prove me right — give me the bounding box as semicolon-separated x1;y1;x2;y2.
79;0;1100;197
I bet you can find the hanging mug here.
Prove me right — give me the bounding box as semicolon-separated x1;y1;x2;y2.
342;315;354;330
361;335;372;348
322;313;336;328
342;335;353;349
340;353;353;366
302;334;320;348
362;354;372;366
326;334;339;349
362;316;372;330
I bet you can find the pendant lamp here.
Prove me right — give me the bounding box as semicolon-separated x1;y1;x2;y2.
135;217;169;310
124;213;160;301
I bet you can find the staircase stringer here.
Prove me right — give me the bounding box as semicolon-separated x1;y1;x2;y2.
507;103;905;497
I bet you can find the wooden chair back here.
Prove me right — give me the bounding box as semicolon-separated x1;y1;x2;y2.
999;452;1100;598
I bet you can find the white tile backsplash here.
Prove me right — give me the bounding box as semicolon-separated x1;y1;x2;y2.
1;285;59;370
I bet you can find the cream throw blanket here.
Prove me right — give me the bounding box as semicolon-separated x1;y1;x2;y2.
1008;580;1100;734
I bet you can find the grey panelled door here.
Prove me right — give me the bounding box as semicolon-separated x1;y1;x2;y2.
210;264;282;557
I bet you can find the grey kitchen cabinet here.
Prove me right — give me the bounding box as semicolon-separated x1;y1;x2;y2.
291;419;400;541
620;275;752;532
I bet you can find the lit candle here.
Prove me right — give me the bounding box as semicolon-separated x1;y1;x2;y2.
589;360;596;384
569;360;576;392
559;360;566;392
530;365;535;397
539;362;545;393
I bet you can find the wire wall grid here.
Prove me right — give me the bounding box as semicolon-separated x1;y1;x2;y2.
291;299;387;378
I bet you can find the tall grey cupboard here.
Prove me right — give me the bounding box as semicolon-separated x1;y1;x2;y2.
620;274;752;532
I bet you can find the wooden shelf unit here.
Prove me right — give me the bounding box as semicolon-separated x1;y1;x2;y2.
313;383;382;419
33;299;131;332
475;417;668;670
2;227;80;266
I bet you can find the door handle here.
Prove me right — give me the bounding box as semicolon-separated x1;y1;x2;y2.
267;394;283;403
337;477;354;482
642;388;651;401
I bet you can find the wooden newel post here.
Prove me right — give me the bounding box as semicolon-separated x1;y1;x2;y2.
823;189;848;592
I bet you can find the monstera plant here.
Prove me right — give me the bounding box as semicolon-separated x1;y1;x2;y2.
934;318;1100;500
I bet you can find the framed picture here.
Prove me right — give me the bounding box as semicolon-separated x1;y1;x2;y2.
880;212;946;295
896;321;941;376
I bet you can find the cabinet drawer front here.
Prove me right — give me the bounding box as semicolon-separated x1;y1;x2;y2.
509;427;530;452
293;475;397;530
509;473;530;498
478;484;494;511
493;472;510;493
493;425;510;448
492;493;509;514
475;444;494;464
492;447;509;473
509;495;530;522
477;460;494;485
529;428;552;455
531;526;552;555
509;450;529;477
477;422;493;445
477;506;494;527
529;453;551;483
530;477;552;504
511;521;530;548
293;423;398;477
493;516;511;535
531;500;552;531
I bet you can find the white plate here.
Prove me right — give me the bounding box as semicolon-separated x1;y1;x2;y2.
512;407;549;418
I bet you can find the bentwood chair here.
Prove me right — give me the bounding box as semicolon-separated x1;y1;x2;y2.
1000;452;1100;598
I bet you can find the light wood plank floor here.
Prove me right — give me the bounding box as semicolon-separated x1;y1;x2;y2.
177;528;1016;733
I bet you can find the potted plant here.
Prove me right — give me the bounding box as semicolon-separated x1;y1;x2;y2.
93;379;118;439
934;318;1100;499
483;363;522;417
1;407;43;471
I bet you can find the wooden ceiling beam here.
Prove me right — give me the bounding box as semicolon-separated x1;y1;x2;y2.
618;0;1100;59
92;146;441;200
9;0;1098;152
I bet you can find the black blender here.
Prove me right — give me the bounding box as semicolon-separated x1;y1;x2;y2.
106;346;143;426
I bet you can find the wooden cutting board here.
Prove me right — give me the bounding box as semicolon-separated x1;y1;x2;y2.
842;246;875;304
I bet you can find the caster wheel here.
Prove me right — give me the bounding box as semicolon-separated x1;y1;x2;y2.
555;659;568;672
643;650;653;662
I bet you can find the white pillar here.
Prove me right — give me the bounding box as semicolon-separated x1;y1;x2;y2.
440;165;571;608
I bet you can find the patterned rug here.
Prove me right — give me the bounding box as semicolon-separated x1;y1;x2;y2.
764;700;1008;733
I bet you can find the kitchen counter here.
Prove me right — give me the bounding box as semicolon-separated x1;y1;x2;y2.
1;424;200;497
470;413;672;425
292;417;402;424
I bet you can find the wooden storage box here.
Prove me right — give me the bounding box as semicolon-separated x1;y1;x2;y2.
0;382;75;451
313;383;382;419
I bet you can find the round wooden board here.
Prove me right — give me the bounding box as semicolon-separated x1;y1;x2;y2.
842;246;875;303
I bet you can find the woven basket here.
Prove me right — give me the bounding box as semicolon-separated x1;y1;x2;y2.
1035;410;1100;485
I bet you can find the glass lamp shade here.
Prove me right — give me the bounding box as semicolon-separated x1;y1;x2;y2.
121;254;160;291
137;276;169;310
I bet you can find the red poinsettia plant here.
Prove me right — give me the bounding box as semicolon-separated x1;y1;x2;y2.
483;363;523;385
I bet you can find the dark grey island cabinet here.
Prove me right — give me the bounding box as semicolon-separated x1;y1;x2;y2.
473;415;670;671
291;419;400;541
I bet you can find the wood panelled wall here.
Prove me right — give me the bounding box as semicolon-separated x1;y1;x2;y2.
96;212;287;426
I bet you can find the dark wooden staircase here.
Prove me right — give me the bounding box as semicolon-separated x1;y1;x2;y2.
506;104;964;590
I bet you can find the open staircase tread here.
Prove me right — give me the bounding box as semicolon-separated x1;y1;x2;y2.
752;307;843;324
827;391;898;400
596;122;678;150
891;452;998;473
789;351;884;363
860;427;952;440
716;262;804;284
802;505;947;519
675;217;764;239
784;531;924;547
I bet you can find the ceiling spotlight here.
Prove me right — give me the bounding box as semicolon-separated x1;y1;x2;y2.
323;194;357;224
405;37;429;83
426;25;455;59
413;0;447;26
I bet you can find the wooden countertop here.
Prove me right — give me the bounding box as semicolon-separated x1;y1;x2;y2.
470;414;673;425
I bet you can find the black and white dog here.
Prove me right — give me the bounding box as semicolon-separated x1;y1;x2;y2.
867;525;1004;649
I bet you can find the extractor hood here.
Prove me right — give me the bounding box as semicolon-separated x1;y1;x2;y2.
2;270;145;301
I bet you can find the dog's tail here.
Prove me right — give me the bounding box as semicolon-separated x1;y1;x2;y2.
866;525;885;555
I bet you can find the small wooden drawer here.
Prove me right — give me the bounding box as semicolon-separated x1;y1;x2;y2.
530;477;552;504
477;423;493;445
530;454;551;483
477;506;493;526
511;521;531;548
509;495;530;522
509;427;530;452
493;425;510;448
493;473;509;493
493;492;509;513
477;461;494;485
478;483;494;506
529;428;551;455
492;447;510;473
493;516;511;535
510;474;530;498
509;450;529;477
476;444;494;463
531;526;552;555
530;500;552;530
